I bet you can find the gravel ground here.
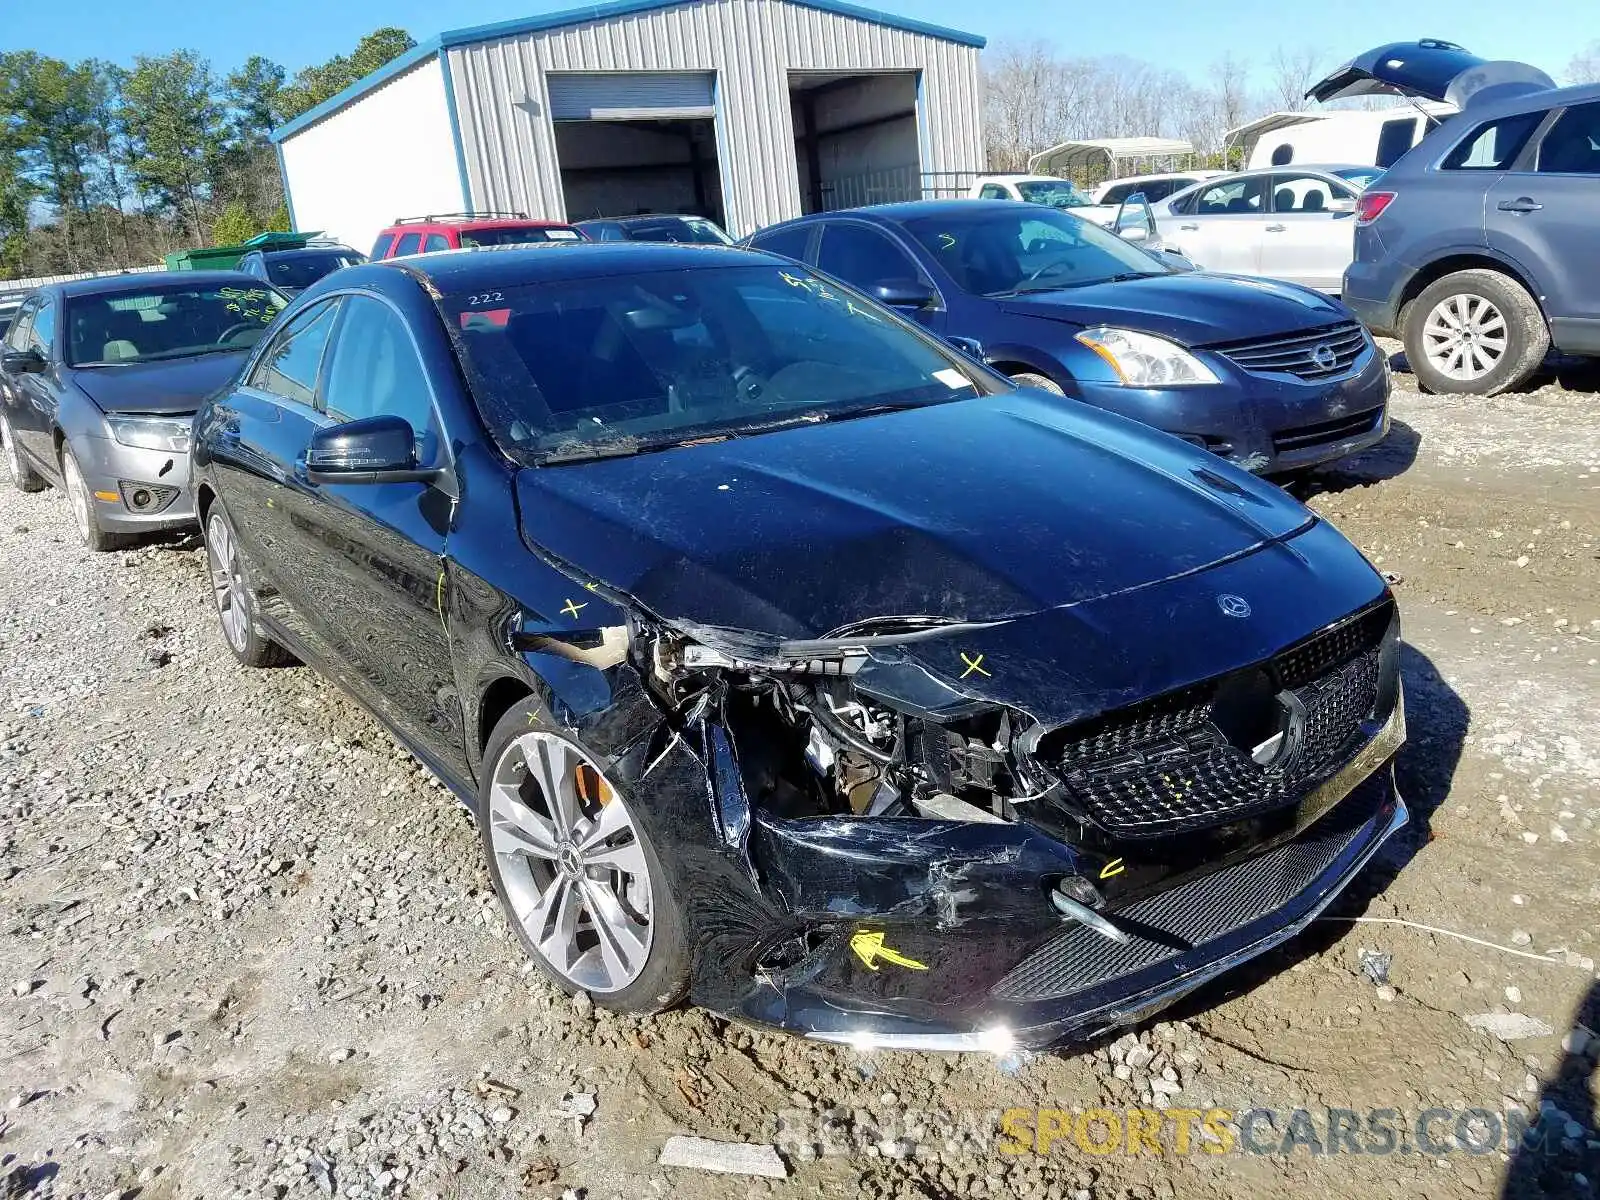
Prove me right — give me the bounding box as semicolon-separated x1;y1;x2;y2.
1;362;1597;1200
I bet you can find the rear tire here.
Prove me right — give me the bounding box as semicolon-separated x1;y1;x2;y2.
1008;370;1065;396
478;698;690;1014
203;505;292;667
1403;269;1548;396
60;444;129;552
0;413;45;493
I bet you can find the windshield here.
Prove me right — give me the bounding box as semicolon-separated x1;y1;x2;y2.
904;208;1167;297
267;251;364;289
624;217;733;245
65;284;287;367
1015;180;1091;208
444;264;987;465
458;225;584;248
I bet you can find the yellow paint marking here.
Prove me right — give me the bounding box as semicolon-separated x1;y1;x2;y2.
584;581;599;591
560;599;588;620
959;652;991;679
850;929;927;972
1099;858;1125;880
93;490;120;502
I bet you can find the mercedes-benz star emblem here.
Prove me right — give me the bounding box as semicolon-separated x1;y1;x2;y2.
1217;593;1252;618
1311;343;1338;371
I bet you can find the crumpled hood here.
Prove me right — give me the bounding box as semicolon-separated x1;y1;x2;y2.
515;392;1313;641
69;351;250;415
998;273;1349;347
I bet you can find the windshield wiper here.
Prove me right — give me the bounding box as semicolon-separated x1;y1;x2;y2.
998;271;1159;297
537;440;654;464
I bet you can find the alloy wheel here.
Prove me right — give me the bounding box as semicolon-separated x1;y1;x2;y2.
61;451;92;541
206;512;250;653
488;731;653;994
1421;293;1508;382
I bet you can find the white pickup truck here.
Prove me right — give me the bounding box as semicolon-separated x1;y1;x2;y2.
966;175;1096;211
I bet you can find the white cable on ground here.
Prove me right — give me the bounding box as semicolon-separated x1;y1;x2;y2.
1317;915;1592;969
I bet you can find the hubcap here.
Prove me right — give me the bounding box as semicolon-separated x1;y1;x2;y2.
206;513;250;653
489;732;653;994
1422;293;1508;382
62;452;91;540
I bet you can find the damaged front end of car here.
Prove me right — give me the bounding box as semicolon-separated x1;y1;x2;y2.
504;518;1409;1052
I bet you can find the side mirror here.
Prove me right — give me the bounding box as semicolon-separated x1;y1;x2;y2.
870;279;937;310
1114;192;1157;244
945;335;984;361
1;348;45;374
1328;197;1357;214
304;414;439;485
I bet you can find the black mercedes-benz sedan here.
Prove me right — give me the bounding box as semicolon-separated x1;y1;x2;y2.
191;242;1407;1051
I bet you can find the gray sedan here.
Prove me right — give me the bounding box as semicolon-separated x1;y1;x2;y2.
0;272;287;550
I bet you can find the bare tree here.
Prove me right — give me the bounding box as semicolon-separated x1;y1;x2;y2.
1567;41;1600;85
1268;45;1323;112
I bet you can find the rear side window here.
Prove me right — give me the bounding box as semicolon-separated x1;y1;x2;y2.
1537;101;1600;174
747;225;812;262
423;233;450;253
1100;183;1133;205
1139;179;1180;202
248;300;340;407
978;184;1009;200
1443;111;1544;170
393;232;424;257
370;233;396;259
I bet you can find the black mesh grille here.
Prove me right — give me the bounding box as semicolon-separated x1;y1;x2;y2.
991;787;1381;1002
1213;321;1370;381
1041;603;1392;839
1273;407;1384;455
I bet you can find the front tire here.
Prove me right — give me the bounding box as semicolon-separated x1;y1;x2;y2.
1008;370;1065;395
478;699;690;1013
1403;269;1548;396
203;505;292;667
60;443;128;552
0;413;45;493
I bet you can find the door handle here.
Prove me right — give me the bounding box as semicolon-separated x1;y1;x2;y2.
1497;197;1542;213
1265;224;1287;233
1180;223;1199;231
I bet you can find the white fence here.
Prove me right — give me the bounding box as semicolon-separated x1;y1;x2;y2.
0;264;168;297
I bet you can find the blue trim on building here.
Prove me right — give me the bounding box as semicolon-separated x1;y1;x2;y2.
437;50;476;211
275;142;298;230
272;37;444;143
270;0;984;143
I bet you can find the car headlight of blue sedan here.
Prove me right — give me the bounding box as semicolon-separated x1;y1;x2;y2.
1075;327;1220;387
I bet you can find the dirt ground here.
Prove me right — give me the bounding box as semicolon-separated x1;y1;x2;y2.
1;356;1596;1200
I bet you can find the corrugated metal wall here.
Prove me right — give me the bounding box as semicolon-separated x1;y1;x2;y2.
445;0;983;236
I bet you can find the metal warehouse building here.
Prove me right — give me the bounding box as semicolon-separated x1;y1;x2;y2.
272;0;986;252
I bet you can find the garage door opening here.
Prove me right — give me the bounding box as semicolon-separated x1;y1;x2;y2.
790;72;922;214
549;72;725;227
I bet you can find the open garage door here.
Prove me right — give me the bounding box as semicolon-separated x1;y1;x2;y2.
790;72;922;214
549;72;725;227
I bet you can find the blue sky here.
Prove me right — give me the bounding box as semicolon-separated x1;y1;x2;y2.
0;0;1588;85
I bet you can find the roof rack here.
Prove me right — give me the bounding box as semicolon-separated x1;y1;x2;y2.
393;211;530;224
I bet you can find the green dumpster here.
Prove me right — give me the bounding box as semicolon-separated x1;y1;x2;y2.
164;231;325;272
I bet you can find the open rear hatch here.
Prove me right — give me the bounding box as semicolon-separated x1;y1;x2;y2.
1307;39;1555;108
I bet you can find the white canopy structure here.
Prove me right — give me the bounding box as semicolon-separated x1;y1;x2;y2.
1027;137;1196;179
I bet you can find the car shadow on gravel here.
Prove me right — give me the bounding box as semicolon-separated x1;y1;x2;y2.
1100;642;1468;1039
1287;418;1422;499
1502;978;1599;1199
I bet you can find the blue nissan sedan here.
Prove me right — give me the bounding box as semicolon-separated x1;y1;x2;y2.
747;201;1390;476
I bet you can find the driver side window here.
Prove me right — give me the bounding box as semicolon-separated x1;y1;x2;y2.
1195;177;1267;216
320;297;438;455
817;223;921;292
248;300;340;407
28;302;56;357
5;300;36;352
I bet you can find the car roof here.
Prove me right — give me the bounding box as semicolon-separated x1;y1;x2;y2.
384;216;572;231
379;241;773;293
55;270;266;298
577;214;709;225
787;199;1021;225
257;246;358;260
